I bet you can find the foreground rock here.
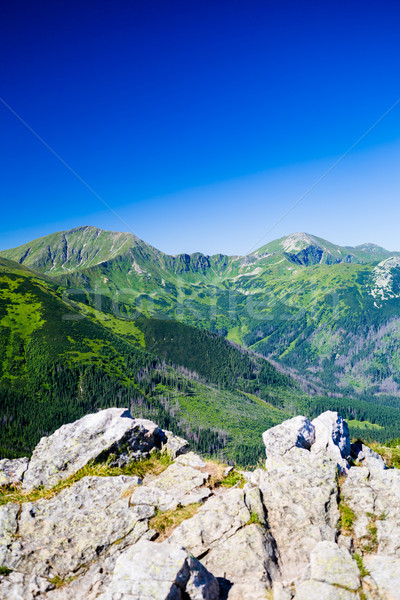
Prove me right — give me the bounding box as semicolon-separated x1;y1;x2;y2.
1;408;400;599
100;539;219;600
22;408;186;491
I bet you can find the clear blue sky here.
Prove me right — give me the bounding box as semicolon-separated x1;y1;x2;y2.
1;0;399;255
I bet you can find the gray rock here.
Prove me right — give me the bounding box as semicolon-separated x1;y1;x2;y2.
0;502;19;566
262;416;315;458
259;448;339;582
168;487;251;556
363;555;400;600
351;442;386;474
6;475;149;578
311;411;350;472
130;462;208;511
342;462;400;556
22;409;167;491
175;452;206;468
0;571;54;600
100;539;219;600
0;457;29;486
294;580;358;599
162;430;190;459
244;485;267;526
185;557;220;600
309;541;360;590
203;524;279;592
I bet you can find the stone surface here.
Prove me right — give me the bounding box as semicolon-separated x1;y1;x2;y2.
162;430;190;459
203;524;279;592
342;462;400;556
262;415;315;458
311;411;351;471
185;557;220;600
363;555;400;600
168;487;251;556
0;457;29;486
100;539;219;600
0;502;19;566
6;475;149;578
259;447;339;582
22;409;165;491
294;580;359;600
309;541;360;590
0;571;54;600
175;451;206;468
2;410;400;600
130;462;208;511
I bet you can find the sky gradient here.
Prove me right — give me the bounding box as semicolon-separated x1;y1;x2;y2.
1;0;399;255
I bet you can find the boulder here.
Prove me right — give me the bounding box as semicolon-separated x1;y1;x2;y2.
100;539;219;600
22;409;166;490
0;457;29;486
262;416;315;458
311;411;350;471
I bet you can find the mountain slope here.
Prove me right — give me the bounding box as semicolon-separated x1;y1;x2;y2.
0;257;301;462
3;227;400;401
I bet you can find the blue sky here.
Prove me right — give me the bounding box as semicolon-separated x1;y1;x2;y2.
1;0;399;255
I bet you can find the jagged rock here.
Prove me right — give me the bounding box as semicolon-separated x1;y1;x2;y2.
259;448;339;582
363;555;400;600
0;571;54;600
130;462;208;511
2;409;400;600
22;409;166;491
351;442;386;474
342;463;400;555
309;541;360;590
162;430;190;459
202;524;279;597
6;475;149;578
168;487;251;556
99;539;219;600
0;457;29;486
262;415;315;458
311;411;351;472
185;557;220;600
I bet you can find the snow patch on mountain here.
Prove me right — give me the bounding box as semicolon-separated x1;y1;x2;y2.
370;257;400;301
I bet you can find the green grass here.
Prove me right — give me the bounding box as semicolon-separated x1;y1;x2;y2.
0;452;172;506
149;503;200;541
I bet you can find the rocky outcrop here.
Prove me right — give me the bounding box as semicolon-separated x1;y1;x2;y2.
1;409;399;599
22;408;187;491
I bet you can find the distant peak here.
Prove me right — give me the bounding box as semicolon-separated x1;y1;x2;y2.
280;232;317;252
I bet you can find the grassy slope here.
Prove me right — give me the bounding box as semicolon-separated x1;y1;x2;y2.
0;259;296;463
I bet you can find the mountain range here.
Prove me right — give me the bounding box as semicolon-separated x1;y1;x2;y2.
1;226;400;460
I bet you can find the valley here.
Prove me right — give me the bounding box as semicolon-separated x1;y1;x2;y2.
1;226;400;463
